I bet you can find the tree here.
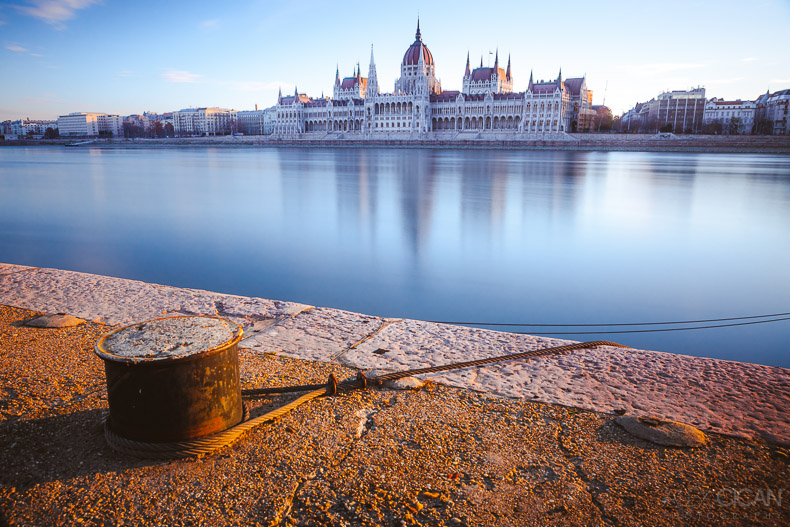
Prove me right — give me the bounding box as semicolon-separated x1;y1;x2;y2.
164;122;175;137
151;121;165;138
592;106;614;131
728;117;743;136
44;127;59;139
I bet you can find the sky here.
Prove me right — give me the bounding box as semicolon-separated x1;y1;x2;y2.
1;0;789;121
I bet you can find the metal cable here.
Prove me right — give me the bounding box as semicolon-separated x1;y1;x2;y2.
105;340;627;458
518;317;790;335
426;311;790;327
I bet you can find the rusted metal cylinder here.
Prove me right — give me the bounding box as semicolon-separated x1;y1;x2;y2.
95;316;244;443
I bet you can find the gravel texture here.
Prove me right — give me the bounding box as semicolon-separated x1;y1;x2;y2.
1;305;788;526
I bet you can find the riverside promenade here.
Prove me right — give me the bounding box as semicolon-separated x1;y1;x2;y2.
1;264;788;526
5;133;790;154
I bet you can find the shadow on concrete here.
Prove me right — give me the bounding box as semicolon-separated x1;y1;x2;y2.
0;409;159;490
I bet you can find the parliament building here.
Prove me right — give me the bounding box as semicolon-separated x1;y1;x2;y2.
273;21;593;137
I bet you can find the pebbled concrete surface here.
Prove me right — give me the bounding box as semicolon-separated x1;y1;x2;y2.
1;304;788;527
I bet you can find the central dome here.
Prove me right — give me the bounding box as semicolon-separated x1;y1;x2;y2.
402;21;434;66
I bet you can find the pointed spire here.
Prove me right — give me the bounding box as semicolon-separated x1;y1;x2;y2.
494;48;499;71
480;56;483;69
294;86;298;97
528;69;534;90
557;68;562;84
415;17;421;41
335;65;340;85
278;86;282;104
464;51;471;78
369;44;376;68
506;54;511;80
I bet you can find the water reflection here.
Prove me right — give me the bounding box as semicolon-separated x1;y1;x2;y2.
1;146;788;367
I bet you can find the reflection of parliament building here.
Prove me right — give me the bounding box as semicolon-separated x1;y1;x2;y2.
273;21;594;137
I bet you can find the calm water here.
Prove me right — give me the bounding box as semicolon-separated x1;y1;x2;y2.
1;146;789;367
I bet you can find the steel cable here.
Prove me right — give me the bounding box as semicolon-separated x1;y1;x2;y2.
104;340;628;458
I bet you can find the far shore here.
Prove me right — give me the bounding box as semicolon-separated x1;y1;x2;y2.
3;133;790;154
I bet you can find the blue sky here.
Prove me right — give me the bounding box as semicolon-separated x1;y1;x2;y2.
1;0;789;121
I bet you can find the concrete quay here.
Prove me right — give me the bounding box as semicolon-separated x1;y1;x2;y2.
1;264;788;526
4;133;790;154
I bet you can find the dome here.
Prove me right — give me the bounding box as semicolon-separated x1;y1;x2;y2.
402;21;434;67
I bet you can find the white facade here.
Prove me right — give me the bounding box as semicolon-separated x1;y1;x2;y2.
236;107;275;135
172;107;236;136
3;119;57;138
56;112;121;137
273;21;590;137
704;98;755;134
756;89;790;135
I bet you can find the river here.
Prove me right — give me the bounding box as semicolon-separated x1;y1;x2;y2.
1;146;788;367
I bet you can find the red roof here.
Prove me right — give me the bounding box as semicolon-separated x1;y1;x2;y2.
402;40;434;66
470;67;505;82
564;77;584;96
340;77;367;90
530;82;560;94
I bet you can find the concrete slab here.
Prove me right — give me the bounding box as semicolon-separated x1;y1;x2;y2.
0;266;310;327
344;318;790;444
1;264;788;446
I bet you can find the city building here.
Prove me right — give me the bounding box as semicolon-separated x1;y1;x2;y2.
755;89;790;135
620;88;706;134
56;112;122;137
172;107;236;136
1;119;57;139
236;106;275;135
273;21;594;137
649;88;706;134
703;99;755;134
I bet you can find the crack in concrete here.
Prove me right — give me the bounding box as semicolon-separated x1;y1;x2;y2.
280;405;380;525
277;470;318;527
332;318;401;365
558;422;620;527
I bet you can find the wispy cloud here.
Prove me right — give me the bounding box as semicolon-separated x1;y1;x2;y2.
6;43;45;58
740;57;758;62
199;19;219;31
771;78;790;84
117;70;136;77
16;0;101;29
161;69;203;83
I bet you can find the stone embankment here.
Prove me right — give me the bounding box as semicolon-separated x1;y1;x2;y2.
1;264;788;445
1;263;788;526
4;134;790;154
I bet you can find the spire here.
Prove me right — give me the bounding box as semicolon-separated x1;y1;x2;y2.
335;65;340;85
494;48;499;71
528;69;534;90
415;17;421;41
480;56;483;68
368;44;379;95
557;68;562;84
464;51;471;78
506;54;511;80
278;86;282;104
294;86;298;97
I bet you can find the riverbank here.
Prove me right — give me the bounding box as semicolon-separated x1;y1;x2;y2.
4;133;790;154
1;265;788;526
